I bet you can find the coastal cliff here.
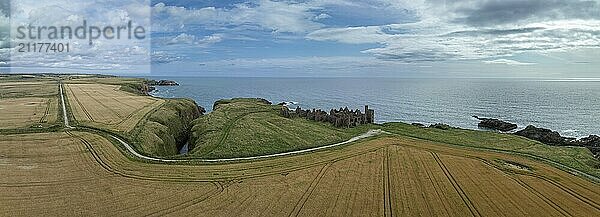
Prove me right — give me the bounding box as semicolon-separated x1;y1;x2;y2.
119;79;180;96
129;99;201;157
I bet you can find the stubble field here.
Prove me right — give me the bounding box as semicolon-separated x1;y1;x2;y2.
0;81;58;98
64;83;163;132
1;131;598;216
0;97;58;129
0;80;59;129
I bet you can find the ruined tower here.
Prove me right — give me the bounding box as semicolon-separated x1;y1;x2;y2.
365;105;374;124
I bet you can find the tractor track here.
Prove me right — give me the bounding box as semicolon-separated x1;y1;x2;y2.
289;162;332;217
432;152;481;217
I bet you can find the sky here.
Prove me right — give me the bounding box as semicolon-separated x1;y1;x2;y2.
2;0;600;77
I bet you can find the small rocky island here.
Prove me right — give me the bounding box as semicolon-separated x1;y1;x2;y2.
147;79;180;86
141;79;180;94
280;105;374;128
473;116;518;132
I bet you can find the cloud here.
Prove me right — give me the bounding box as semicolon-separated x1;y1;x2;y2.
6;0;151;73
305;0;600;62
152;0;323;34
151;50;183;64
483;59;536;65
306;26;388;44
450;0;600;27
314;13;331;20
168;33;195;44
3;0;567;70
152;55;426;76
167;33;223;46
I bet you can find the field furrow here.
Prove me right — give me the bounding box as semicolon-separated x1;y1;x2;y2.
65;83;162;132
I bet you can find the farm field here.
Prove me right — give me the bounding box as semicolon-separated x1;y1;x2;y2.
64;83;163;132
0;132;219;216
1;131;598;216
0;79;59;129
0;81;58;98
0;97;58;129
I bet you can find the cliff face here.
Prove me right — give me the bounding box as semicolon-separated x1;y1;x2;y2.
119;82;153;95
130;99;201;157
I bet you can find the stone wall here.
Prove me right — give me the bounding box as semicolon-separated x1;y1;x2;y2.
281;105;374;128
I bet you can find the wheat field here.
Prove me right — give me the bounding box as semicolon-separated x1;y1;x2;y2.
1;132;598;216
65;84;163;132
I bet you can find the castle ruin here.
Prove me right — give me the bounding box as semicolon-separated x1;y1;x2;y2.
280;105;374;128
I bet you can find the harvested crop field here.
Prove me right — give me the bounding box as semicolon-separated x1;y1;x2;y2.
0;97;58;129
1;132;598;216
0;82;58;98
0;132;219;216
65;84;163;132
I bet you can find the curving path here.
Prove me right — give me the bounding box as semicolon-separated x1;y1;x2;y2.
59;83;384;163
111;130;384;163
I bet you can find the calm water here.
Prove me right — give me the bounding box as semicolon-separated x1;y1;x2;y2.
148;77;600;138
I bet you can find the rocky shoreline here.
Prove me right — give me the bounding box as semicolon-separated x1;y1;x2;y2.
143;79;180;94
409;117;599;159
147;79;180;86
474;117;600;159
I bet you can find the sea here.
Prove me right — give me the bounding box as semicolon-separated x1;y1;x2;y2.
147;77;600;138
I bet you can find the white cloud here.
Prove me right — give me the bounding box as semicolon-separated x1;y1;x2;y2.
168;33;195;44
314;13;331;20
7;0;151;73
166;33;223;46
483;59;536;65
153;55;429;76
152;0;323;34
307;13;600;62
306;26;389;44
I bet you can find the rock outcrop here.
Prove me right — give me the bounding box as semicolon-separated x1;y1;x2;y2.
213;98;271;111
575;135;600;147
515;125;599;158
281;105;374;128
147;80;179;86
429;123;452;130
473;116;518;132
198;106;206;116
411;123;425;127
514;125;571;145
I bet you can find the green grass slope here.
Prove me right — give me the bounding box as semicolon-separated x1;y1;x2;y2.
129;99;201;157
189;98;373;159
382;122;600;178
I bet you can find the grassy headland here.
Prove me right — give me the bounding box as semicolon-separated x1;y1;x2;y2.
188;98;373;159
